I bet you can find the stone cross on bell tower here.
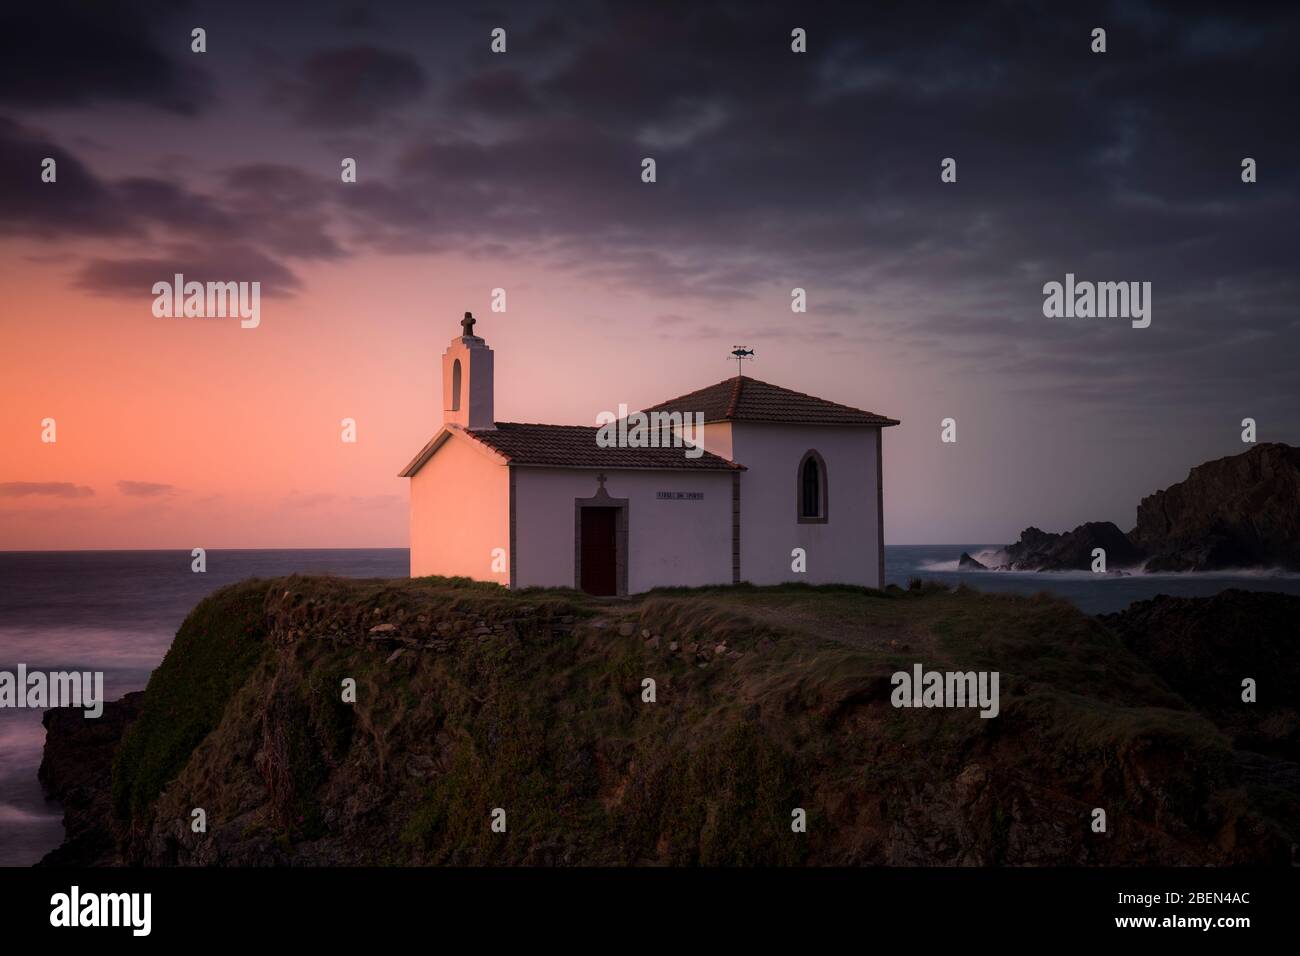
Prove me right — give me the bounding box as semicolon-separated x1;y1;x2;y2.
441;311;494;430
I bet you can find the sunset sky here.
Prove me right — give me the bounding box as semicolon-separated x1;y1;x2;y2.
2;0;1298;549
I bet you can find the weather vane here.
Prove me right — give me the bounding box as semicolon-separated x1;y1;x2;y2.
730;346;754;376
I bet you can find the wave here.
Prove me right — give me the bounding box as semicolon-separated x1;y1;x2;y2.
1126;565;1300;579
0;803;60;825
0;624;168;671
0;719;48;756
920;556;1300;579
919;548;1008;572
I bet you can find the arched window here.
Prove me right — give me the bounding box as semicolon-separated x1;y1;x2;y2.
451;359;462;411
801;457;820;517
797;450;828;523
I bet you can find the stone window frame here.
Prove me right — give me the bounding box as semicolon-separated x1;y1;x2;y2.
796;449;828;524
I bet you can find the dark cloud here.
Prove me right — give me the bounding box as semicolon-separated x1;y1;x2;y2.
0;482;94;498
74;243;302;298
270;45;427;127
338;6;380;31
219;164;348;259
0;118;326;294
452;69;541;116
5;0;1299;424
0;1;212;114
116;178;240;237
325;0;1292;419
0;117;133;237
116;481;177;498
0;118;243;242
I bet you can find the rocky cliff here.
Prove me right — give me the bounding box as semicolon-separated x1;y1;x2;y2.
39;692;143;866
38;576;1300;866
966;443;1300;572
1131;443;1300;571
997;522;1143;571
1101;589;1300;762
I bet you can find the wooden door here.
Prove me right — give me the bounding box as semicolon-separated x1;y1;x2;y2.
580;507;618;595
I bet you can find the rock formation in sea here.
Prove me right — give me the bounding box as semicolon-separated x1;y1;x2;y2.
964;443;1300;572
39;692;144;866
998;522;1143;572
1131;443;1300;571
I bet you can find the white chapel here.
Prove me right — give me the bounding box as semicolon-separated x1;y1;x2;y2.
401;314;899;595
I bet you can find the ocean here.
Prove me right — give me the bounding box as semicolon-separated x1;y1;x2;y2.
3;545;1299;867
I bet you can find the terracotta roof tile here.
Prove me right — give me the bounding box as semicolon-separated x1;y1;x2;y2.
642;376;899;426
465;422;742;470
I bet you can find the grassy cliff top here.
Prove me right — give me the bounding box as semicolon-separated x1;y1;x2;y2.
104;576;1296;866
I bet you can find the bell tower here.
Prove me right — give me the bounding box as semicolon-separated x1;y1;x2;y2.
442;311;495;430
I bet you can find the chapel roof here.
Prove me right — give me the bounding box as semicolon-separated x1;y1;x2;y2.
401;375;897;477
400;422;743;475
641;375;900;427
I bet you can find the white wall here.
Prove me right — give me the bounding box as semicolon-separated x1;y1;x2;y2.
730;423;882;587
513;467;734;593
701;422;733;461
409;435;510;582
